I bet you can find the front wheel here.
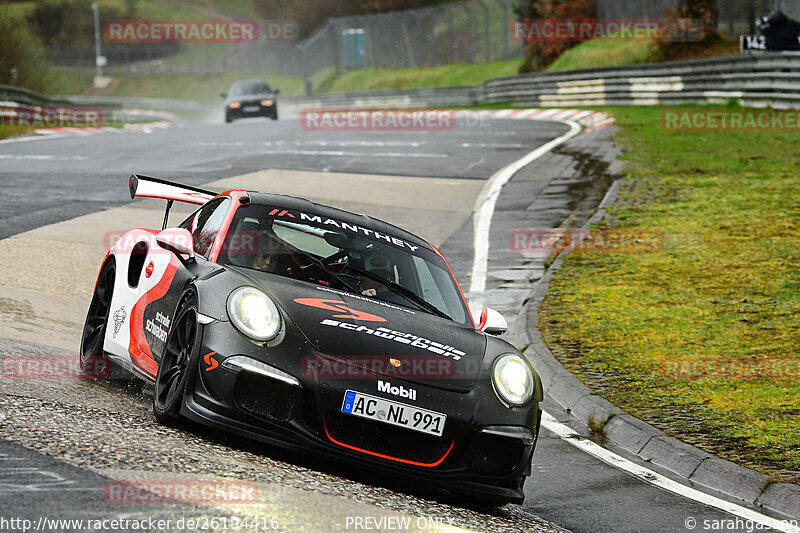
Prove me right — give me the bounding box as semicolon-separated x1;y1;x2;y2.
153;291;198;424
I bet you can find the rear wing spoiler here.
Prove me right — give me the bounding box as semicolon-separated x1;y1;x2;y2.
128;174;218;229
129;174;217;205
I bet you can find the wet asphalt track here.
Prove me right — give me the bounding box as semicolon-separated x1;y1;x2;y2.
0;116;776;532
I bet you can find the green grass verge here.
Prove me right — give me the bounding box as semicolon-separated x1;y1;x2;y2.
44;71;97;96
0;120;142;140
546;38;657;72
545;36;739;72
79;73;305;103
313;59;523;93
57;59;521;102
539;106;800;480
0;125;36;141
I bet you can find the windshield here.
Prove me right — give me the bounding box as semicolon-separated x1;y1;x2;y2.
218;205;470;325
229;82;271;96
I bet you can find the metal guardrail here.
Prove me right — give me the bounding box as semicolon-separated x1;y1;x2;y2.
0;85;72;107
283;85;484;112
0;84;123;124
60;95;206;113
282;52;800;112
483;52;800;108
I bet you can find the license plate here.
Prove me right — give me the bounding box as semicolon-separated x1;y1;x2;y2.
341;390;446;437
243;106;260;112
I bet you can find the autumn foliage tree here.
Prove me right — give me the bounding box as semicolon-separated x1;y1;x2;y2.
518;0;596;73
654;0;722;61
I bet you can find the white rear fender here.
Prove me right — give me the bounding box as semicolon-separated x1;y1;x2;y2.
103;229;179;368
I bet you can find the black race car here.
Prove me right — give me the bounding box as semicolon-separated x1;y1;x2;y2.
222;80;279;123
80;175;543;505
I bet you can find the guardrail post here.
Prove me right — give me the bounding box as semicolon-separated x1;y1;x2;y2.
495;0;509;59
462;3;474;63
476;0;492;62
413;10;429;66
402;13;417;67
434;6;445;65
447;4;456;64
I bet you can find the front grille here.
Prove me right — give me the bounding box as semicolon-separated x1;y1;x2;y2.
324;411;452;466
234;371;300;422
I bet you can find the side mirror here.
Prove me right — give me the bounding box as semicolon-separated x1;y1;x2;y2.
220;92;226;98
478;308;508;335
156;228;195;261
274;89;280;95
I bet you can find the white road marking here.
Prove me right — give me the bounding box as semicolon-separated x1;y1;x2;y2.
461;143;524;148
467;119;581;310
464;157;487;173
542;413;799;533
0;155;88;160
304;140;425;147
191;140;426;148
468;119;798;531
259;149;447;158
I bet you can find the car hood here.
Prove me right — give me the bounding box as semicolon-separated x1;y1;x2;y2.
234;269;487;392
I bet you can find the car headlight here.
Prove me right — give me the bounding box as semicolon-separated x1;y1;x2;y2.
492;354;534;407
261;99;273;106
229;102;241;109
227;287;281;342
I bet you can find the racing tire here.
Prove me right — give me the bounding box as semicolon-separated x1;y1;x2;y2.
153;291;199;424
79;257;116;379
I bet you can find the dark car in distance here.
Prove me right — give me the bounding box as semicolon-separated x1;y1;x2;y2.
222;80;279;123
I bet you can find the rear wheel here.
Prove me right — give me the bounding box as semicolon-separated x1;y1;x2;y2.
79;258;115;378
153;292;198;424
